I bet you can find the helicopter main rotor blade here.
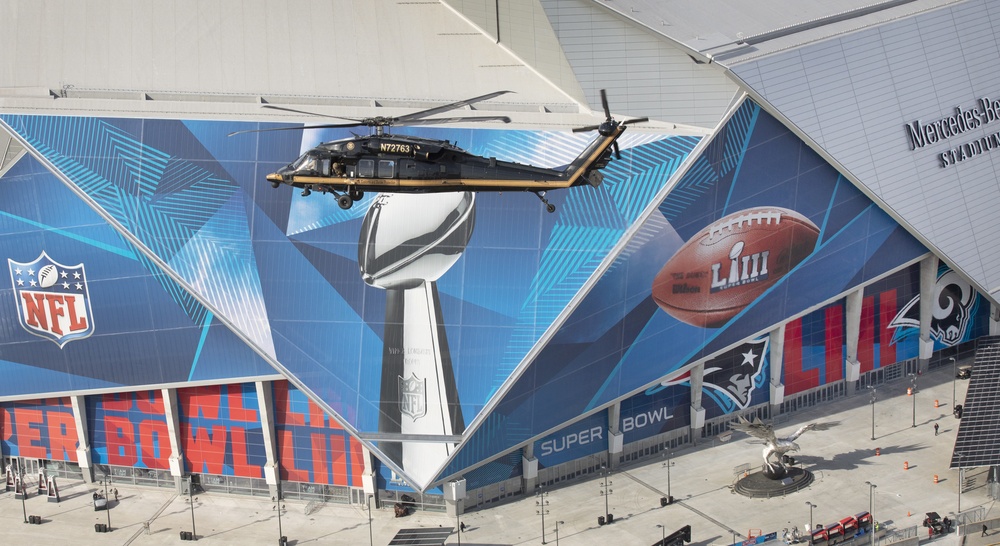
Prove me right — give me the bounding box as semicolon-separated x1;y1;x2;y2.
227;122;365;137
262;104;364;122
623;117;649;125
395;115;511;127
572;124;601;133
600;89;611;120
394;90;514;123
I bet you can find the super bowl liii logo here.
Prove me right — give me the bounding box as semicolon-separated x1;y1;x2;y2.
8;252;94;348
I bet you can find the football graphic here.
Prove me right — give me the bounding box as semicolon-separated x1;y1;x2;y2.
652;207;820;328
38;264;59;288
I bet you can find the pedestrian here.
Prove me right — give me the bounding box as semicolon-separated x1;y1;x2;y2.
113;488;118;501
934;423;939;436
460;522;467;532
983;524;989;537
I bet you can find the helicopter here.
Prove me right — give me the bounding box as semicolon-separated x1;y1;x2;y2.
229;89;647;212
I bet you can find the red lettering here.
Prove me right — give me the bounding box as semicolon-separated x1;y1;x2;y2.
783;318;816;394
135;391;164;415
308;400;327;428
62;295;88;332
310;433;329;484
330;434;348;485
180;386;221;420
349;436;365;487
46;410;78;462
2;408;12;443
858;295;876;373
44;294;66;335
105;415;137;466
183;424;227;474
227;387;258;422
101;393;131;412
137;420;170;470
278;430;309;482
879;289;898;368
229;427;263;478
272;382;305;426
14;408;47;459
824;305;844;383
20;293;48;330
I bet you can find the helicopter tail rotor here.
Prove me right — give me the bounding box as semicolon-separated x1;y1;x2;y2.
572;89;649;160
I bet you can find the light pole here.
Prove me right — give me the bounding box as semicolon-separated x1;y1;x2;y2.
956;452;964;513
950;357;957;409
657;523;666;545
272;490;286;545
909;373;917;428
868;386;877;441
555;520;565;545
805;501;816;532
187;476;198;540
536;489;549;544
100;475;112;530
599;465;613;523
16;460;27;524
367;494;374;546
662;452;673;501
865;481;877;546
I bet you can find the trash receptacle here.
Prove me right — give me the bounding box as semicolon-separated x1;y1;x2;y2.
598;515;606;526
607;513;615;524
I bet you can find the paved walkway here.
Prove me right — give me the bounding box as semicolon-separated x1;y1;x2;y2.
2;364;995;545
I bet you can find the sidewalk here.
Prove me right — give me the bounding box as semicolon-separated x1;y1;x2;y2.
1;364;993;545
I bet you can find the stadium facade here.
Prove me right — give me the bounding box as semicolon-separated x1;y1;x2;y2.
2;0;998;513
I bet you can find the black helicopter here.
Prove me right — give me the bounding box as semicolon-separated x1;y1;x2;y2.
229;89;646;212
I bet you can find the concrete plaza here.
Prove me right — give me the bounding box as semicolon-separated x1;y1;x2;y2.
2;363;994;546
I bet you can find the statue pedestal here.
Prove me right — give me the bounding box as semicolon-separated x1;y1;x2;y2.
734;467;813;498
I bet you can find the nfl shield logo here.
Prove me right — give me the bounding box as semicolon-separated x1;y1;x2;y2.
398;373;427;420
8;251;94;348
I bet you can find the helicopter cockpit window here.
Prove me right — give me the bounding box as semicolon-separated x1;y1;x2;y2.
358;159;374;178
319;159;331;176
292;154;318;174
378;160;395;179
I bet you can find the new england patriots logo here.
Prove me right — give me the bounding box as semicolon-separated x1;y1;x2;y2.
8;252;94;348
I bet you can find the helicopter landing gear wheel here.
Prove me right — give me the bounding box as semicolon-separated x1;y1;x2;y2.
270;181;281;189
534;191;556;213
337;194;354;210
348;188;364;201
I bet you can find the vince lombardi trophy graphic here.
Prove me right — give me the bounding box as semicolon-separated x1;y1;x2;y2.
358;192;474;485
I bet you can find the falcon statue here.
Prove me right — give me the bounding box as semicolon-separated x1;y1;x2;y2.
730;416;839;477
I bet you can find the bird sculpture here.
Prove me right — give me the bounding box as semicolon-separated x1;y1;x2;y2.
730;416;839;478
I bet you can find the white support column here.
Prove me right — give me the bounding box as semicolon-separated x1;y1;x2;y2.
69;395;93;483
445;478;466;517
845;289;864;382
254;381;280;497
607;402;623;468
689;363;705;442
919;256;939;367
991;302;1000;336
361;445;378;506
160;388;185;492
769;325;786;411
521;444;538;495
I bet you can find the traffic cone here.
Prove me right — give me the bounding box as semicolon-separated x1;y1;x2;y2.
904;461;909;470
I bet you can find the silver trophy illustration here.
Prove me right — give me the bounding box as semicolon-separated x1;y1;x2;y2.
358;192;475;486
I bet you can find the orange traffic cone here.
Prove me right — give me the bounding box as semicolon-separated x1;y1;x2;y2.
904;461;909;470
